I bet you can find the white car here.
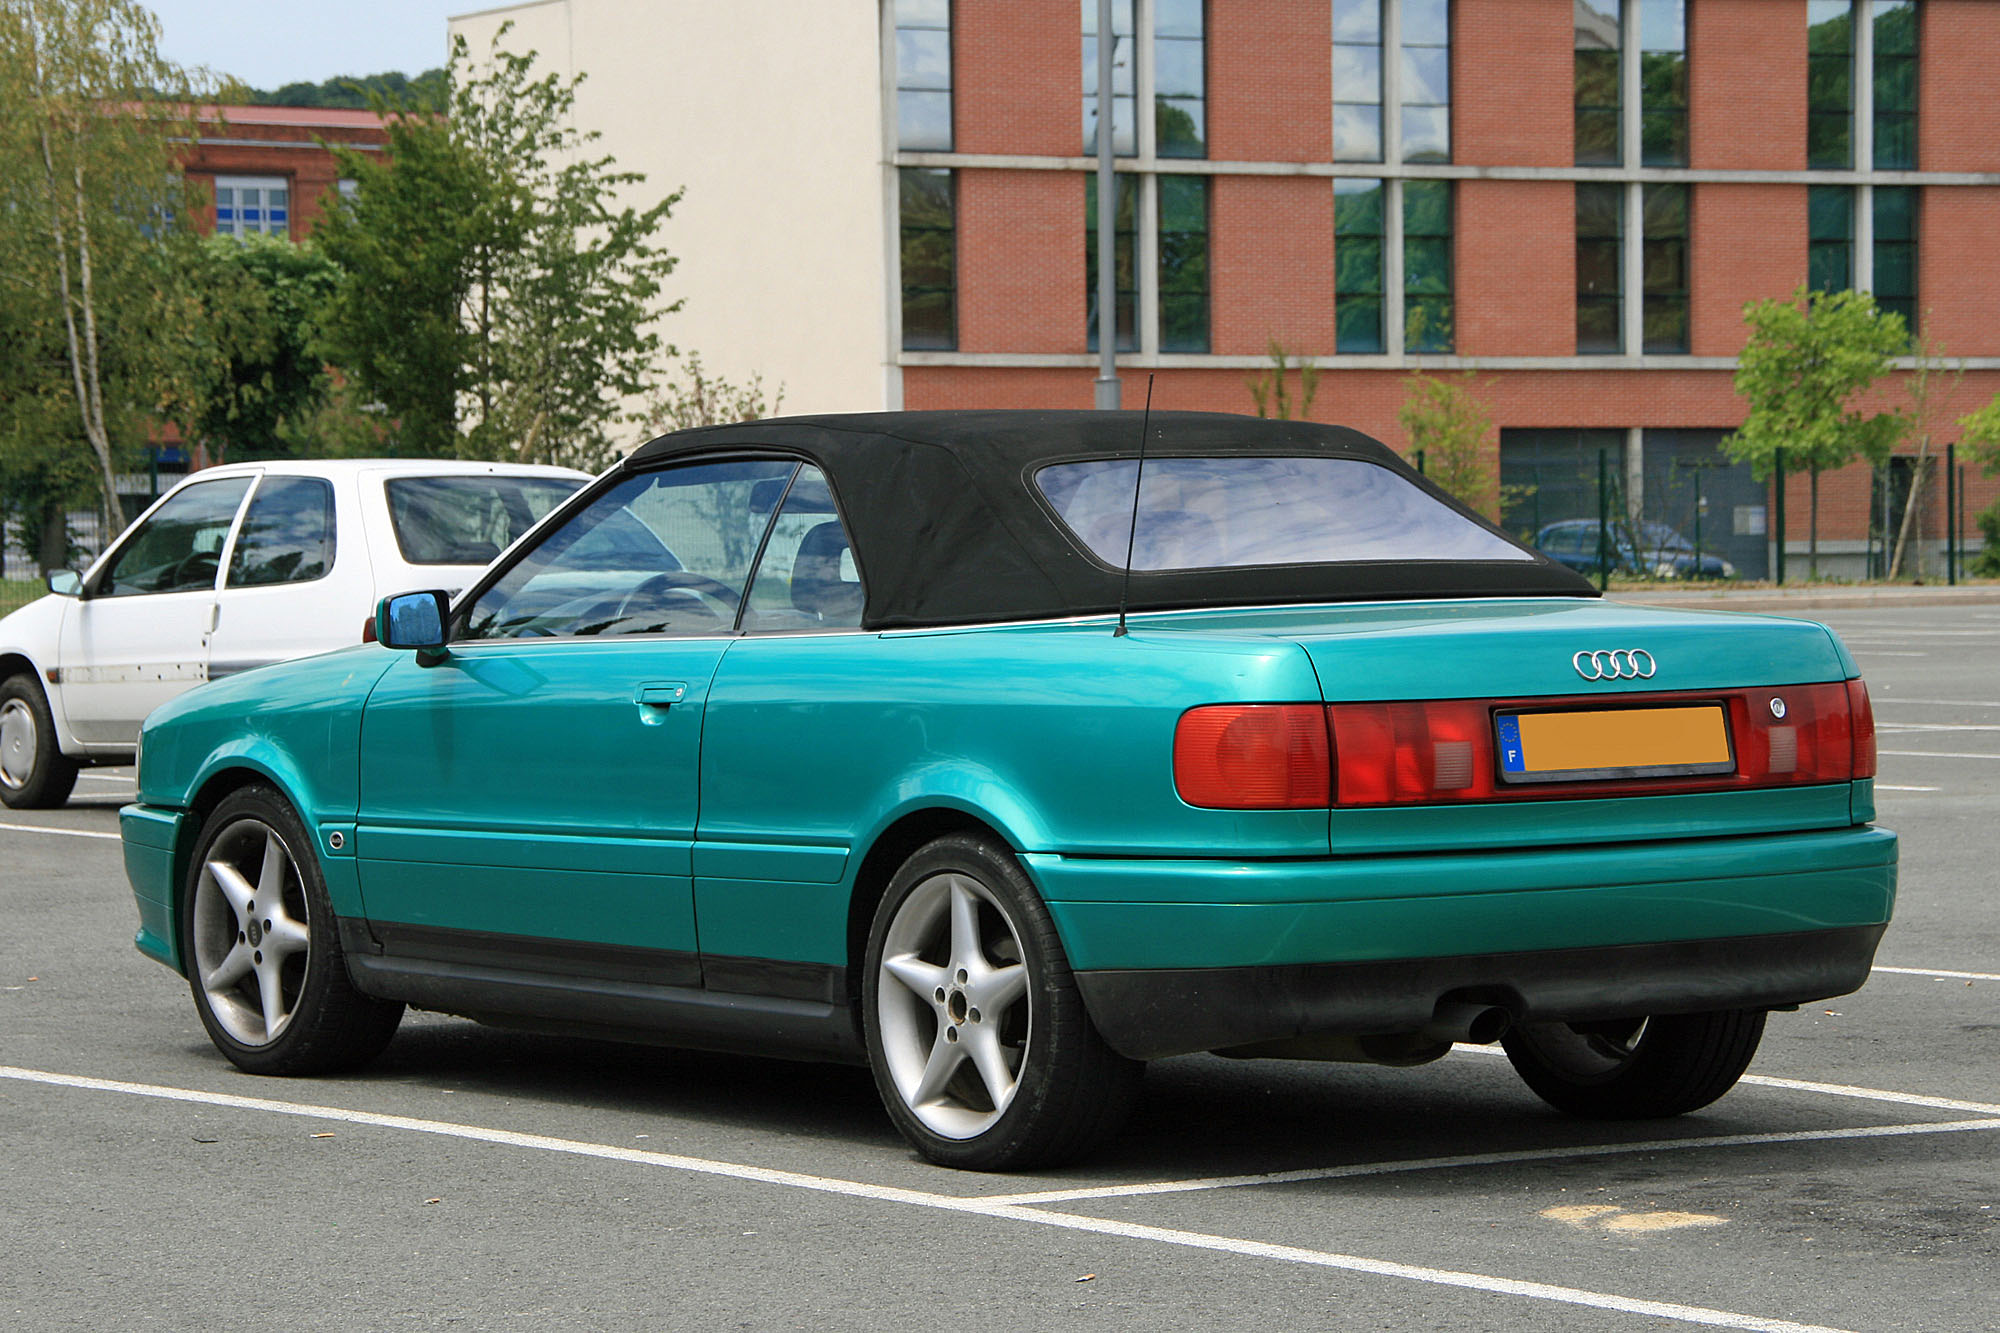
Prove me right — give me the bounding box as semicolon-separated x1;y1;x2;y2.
0;458;588;807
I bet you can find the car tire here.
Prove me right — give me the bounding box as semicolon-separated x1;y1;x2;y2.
182;786;403;1075
862;833;1142;1170
0;673;80;809
1502;1009;1767;1119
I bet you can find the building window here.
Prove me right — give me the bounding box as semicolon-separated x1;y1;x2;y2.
1639;0;1686;166
1807;1;1853;168
1575;1;1621;166
1334;1;1451;164
1157;175;1208;352
1083;0;1136;156
1576;183;1623;353
894;0;952;152
212;175;289;238
1335;179;1384;352
1873;0;1917;170
1155;0;1206;157
1086;175;1137;352
1809;185;1854;292
1333;0;1383;163
1873;185;1916;330
1404;180;1453;352
1642;184;1688;353
1401;0;1450;163
900;168;956;350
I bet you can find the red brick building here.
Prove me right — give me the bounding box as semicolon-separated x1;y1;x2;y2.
884;0;1998;577
180;104;388;242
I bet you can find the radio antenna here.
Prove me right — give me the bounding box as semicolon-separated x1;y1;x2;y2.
1113;374;1155;638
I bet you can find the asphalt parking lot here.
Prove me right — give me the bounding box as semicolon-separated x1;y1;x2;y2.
2;600;1995;1332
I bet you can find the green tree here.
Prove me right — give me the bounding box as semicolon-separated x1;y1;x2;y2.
1398;371;1495;513
1886;328;1963;580
0;0;218;533
1246;340;1318;420
1958;394;2000;577
250;68;444;110
177;233;340;462
314;27;681;470
1723;287;1908;579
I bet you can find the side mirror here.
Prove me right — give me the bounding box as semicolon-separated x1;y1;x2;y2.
375;590;451;659
46;570;82;598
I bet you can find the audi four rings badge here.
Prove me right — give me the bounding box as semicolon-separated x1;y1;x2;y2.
1573;649;1656;680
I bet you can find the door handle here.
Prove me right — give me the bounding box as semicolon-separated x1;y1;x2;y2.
206;602;221;633
634;682;687;707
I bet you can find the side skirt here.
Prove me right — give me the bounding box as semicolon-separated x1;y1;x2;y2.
341;920;862;1064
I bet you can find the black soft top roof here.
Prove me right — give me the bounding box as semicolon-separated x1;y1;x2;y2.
623;410;1595;629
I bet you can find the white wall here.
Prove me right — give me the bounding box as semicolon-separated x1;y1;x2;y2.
448;0;893;424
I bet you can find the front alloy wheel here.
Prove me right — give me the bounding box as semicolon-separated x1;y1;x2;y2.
183;787;402;1075
863;835;1141;1170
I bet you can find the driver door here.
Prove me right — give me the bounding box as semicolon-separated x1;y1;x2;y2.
57;475;254;745
353;458;800;976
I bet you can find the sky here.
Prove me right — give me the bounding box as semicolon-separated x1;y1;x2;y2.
142;0;481;89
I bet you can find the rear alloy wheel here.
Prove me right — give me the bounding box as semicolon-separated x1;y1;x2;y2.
184;786;402;1075
0;674;80;809
863;834;1141;1170
1502;1009;1767;1119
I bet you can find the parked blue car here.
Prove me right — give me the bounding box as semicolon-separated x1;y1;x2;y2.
1535;518;1738;580
122;412;1891;1169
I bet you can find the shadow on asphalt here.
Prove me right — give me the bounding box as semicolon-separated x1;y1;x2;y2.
292;1015;1904;1184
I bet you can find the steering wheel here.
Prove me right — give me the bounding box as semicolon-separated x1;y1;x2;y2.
611;571;743;626
169;551;219;591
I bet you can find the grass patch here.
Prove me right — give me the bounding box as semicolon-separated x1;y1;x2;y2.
1;578;43;618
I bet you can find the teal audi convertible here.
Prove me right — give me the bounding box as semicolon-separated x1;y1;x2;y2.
121;412;1894;1169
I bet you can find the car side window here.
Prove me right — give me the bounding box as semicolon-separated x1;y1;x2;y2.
463;459;796;640
741;466;863;631
96;477;254;598
227;476;336;588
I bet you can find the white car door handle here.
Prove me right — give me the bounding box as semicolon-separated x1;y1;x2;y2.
206;602;220;633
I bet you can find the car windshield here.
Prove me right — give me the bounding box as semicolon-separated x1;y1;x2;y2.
385;475;582;566
1037;456;1532;570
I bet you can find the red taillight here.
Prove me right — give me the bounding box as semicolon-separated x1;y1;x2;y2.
1329;700;1499;804
1174;705;1331;808
361;616;378;644
1847;677;1876;779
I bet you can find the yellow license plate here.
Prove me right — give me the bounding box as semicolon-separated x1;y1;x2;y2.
1495;705;1734;783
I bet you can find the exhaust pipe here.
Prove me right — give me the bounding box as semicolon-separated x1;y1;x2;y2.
1423;1002;1511;1046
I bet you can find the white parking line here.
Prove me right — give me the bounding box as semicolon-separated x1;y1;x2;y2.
76;773;134;783
0;822;120;841
1878;749;2000;760
1871;698;2000;709
1875;723;2000;733
0;1065;1868;1333
1872;785;1940;792
1871;964;2000;982
979;1119;2000;1206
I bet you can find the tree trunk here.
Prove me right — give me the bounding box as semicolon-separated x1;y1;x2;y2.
37;497;68;576
1888;449;1928;581
1808;467;1821;580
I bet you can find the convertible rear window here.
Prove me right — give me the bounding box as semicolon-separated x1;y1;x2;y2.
1036;456;1532;570
386;475;582;566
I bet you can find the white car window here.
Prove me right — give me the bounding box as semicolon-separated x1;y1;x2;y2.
95;478;253;597
227;476;336;587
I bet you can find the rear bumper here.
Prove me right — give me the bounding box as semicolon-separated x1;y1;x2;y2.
1075;925;1885;1060
1030;824;1896;1060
